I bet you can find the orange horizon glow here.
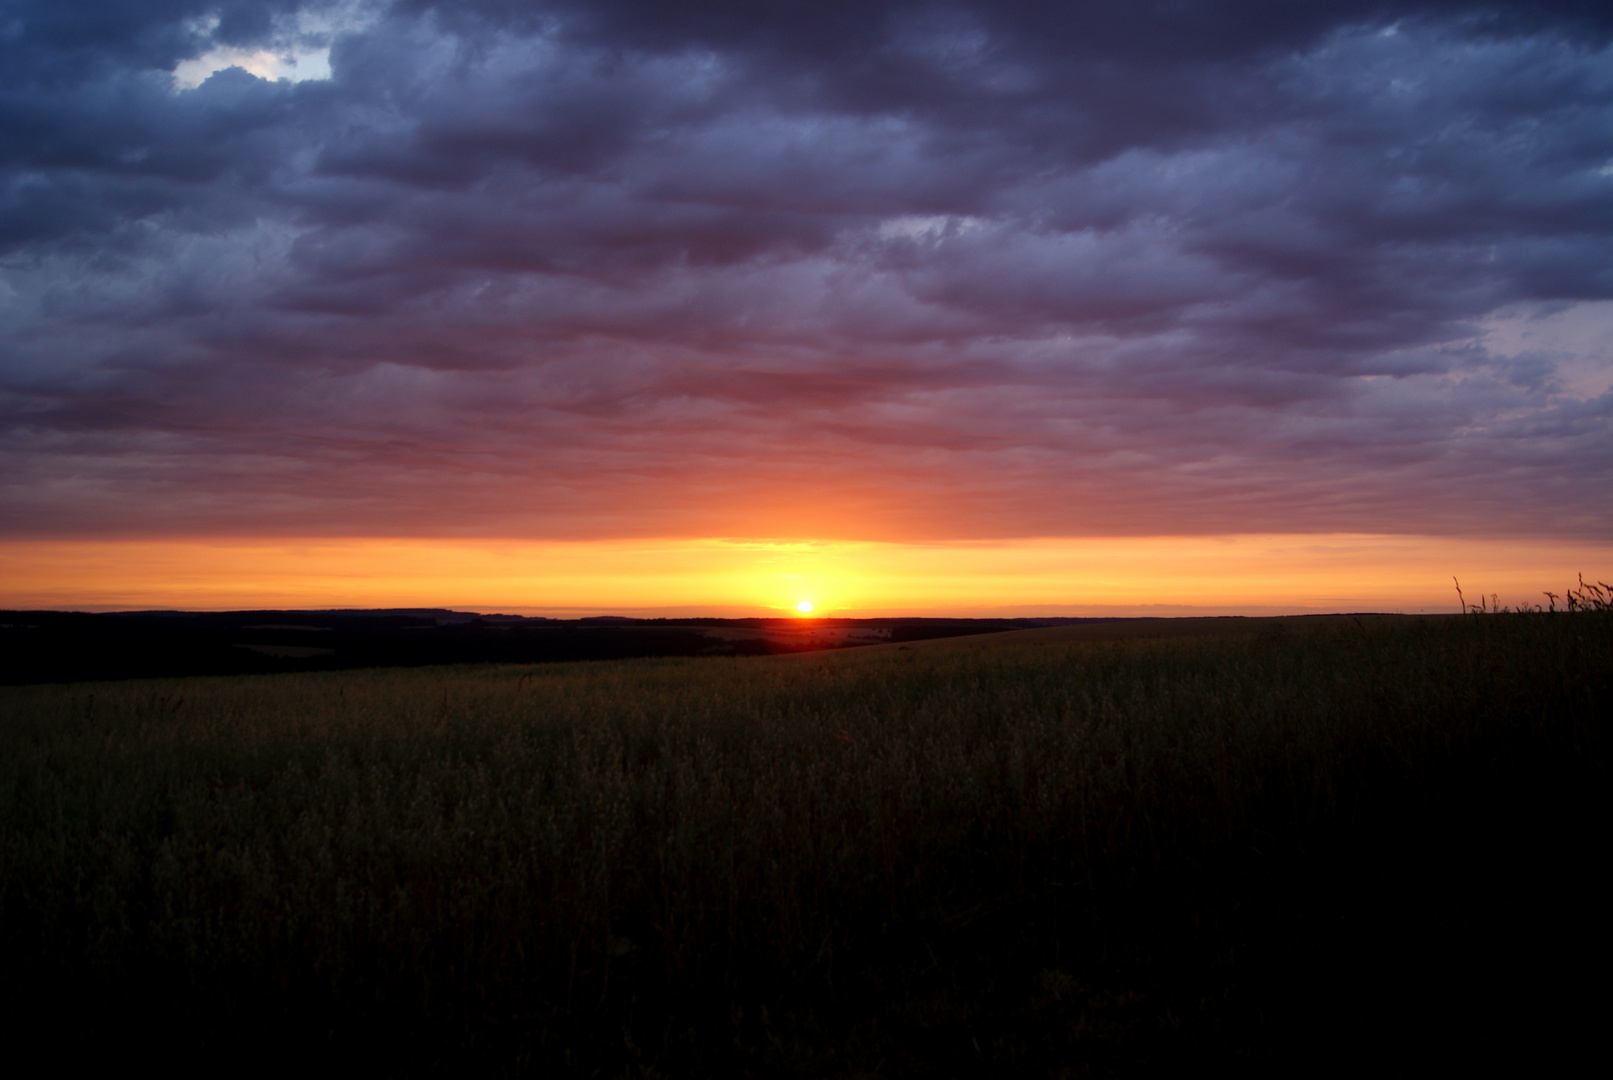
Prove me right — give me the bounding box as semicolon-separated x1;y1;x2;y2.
3;534;1610;617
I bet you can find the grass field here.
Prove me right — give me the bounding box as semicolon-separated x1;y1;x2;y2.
1;612;1606;1074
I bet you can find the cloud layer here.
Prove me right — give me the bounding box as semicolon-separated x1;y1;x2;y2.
3;0;1612;540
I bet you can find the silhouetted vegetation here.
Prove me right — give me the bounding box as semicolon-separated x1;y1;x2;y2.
0;610;1064;686
1;611;1604;1074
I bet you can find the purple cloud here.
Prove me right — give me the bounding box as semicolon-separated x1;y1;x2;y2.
2;1;1610;541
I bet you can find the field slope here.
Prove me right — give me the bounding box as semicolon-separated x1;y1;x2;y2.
1;613;1605;1074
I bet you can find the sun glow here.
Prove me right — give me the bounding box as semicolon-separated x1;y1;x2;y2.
3;534;1611;615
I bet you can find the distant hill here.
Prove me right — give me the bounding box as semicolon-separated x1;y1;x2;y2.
0;609;1131;685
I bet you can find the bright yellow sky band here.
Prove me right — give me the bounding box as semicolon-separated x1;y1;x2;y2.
4;535;1609;616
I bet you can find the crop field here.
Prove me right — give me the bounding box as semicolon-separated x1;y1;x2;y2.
1;612;1606;1074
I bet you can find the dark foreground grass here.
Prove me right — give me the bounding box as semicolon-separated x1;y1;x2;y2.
1;613;1606;1074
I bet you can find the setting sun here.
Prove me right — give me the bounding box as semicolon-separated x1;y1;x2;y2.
796;600;814;613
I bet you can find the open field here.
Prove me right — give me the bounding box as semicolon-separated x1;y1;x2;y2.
1;613;1606;1074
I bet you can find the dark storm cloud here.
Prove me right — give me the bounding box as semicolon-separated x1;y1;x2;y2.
2;0;1611;540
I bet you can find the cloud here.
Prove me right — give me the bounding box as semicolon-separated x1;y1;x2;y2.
1;1;1611;542
170;2;380;88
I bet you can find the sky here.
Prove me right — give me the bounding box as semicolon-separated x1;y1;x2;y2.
2;0;1611;614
